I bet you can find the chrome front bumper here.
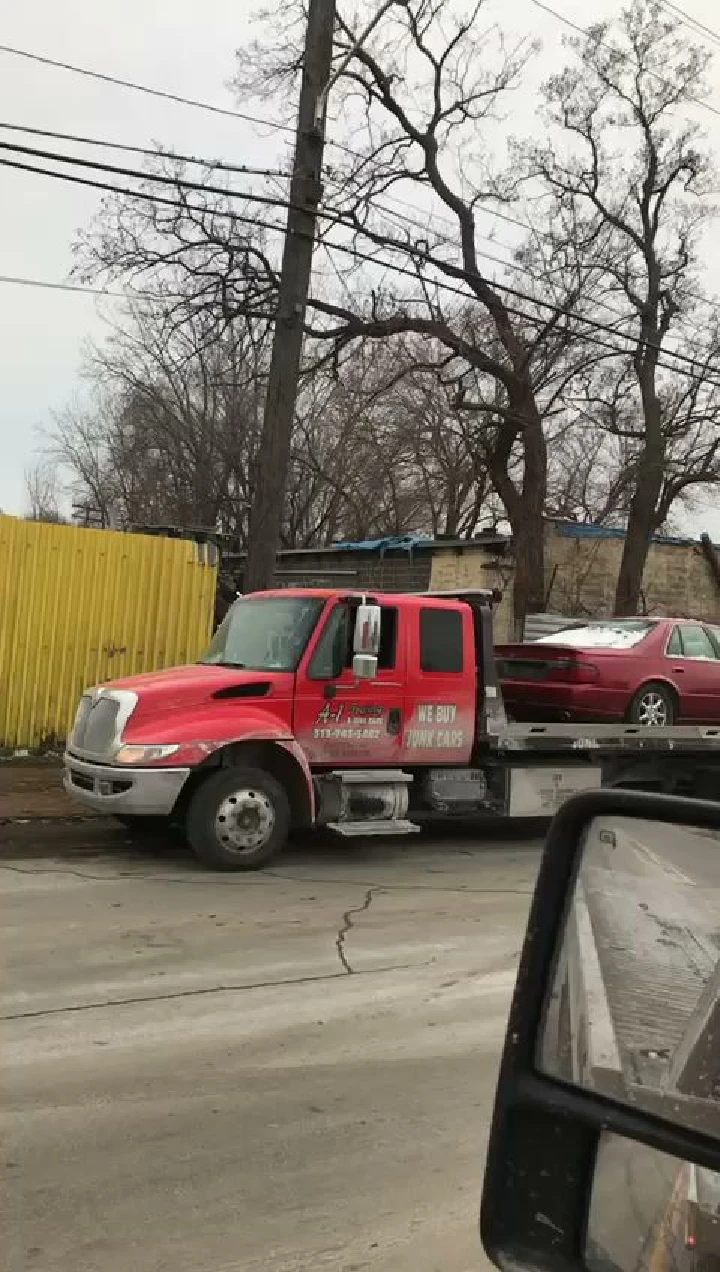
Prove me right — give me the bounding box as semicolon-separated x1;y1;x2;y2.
63;753;191;816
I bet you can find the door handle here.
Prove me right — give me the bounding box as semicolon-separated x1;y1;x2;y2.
672;666;685;673
387;707;402;735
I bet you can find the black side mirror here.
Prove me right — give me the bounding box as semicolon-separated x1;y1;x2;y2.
481;788;720;1272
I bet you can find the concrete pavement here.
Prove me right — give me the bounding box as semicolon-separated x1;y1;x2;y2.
1;828;538;1272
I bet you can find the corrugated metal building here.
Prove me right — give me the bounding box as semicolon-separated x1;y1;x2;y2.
0;516;217;749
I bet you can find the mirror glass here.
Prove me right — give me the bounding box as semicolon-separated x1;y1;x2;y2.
353;604;381;655
538;814;720;1137
586;1131;720;1272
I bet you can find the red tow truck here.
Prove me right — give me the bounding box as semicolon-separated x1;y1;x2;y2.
63;587;720;870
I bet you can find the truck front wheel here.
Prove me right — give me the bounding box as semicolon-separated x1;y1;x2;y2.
186;766;291;871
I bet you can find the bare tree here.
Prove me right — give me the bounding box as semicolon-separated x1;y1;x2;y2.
73;1;609;633
44;300;270;537
532;0;719;614
44;297;492;548
24;461;67;523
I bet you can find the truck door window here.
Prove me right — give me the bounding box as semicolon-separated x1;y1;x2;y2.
308;604;398;679
307;605;352;680
420;608;464;673
377;608;398;669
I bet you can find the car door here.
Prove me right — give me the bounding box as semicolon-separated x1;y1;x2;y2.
293;600;406;765
665;623;720;721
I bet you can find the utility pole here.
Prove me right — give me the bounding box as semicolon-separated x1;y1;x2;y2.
243;0;396;591
243;0;337;592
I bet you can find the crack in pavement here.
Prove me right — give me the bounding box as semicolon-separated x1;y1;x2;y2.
335;888;376;975
0;861;534;895
0;958;426;1022
0;864;536;895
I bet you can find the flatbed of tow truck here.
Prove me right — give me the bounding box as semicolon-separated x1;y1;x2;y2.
489;721;720;751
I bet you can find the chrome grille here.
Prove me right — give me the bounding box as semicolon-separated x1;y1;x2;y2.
71;694;120;756
71;695;93;745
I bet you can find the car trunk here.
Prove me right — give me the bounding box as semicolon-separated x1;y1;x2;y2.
496;643;601;685
495;641;604;722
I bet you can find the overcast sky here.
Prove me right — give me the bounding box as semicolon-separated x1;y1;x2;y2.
1;0;719;532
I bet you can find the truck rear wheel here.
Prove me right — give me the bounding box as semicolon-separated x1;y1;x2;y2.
185;766;291;871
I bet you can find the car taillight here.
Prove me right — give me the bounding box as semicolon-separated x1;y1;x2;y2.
548;659;599;684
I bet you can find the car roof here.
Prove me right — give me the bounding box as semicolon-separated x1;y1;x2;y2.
559;616;712;626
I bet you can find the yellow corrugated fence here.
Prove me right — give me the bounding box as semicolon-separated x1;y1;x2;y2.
0;516;218;749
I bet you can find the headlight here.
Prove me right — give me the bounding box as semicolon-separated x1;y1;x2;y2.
114;744;180;765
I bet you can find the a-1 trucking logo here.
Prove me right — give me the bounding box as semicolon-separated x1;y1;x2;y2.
406;703;465;750
313;701;385;741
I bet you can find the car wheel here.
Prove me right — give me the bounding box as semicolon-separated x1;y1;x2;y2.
628;681;676;727
186;766;291;871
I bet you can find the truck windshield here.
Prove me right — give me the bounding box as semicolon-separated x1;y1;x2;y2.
199;595;324;672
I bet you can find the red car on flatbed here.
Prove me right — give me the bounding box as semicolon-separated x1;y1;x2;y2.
497;617;720;726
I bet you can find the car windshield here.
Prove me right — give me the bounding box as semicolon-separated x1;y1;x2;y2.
536;619;655;650
199;595;325;671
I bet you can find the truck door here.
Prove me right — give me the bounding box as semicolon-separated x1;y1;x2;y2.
293;600;406;765
401;602;476;765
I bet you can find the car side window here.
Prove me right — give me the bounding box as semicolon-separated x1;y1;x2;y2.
307;604;398;679
678;624;717;660
666;626;683;656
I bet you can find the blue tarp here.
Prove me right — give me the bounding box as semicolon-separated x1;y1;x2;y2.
331;533;433;554
553;521;713;549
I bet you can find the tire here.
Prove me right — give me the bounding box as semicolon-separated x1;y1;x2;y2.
185;766;291;871
627;681;676;727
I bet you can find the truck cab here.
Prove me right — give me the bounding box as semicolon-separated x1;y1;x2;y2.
64;587;502;869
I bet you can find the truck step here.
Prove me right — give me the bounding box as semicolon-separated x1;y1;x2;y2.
327;819;421;838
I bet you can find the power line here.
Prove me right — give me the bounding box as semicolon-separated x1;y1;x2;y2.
0;43;297;135
3;147;716;385
0;273;137;299
529;0;720;119
0;40;363;164
4;259;716;394
0;120;292;180
2;149;718;388
4;28;717;316
1;110;528;247
0;132;630;325
656;0;720;48
7;110;717;326
0;117;517;244
3;132;711;348
0;136;316;223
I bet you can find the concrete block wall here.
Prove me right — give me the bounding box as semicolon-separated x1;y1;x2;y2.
273;548;432;594
429;548;515;641
545;525;720;621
